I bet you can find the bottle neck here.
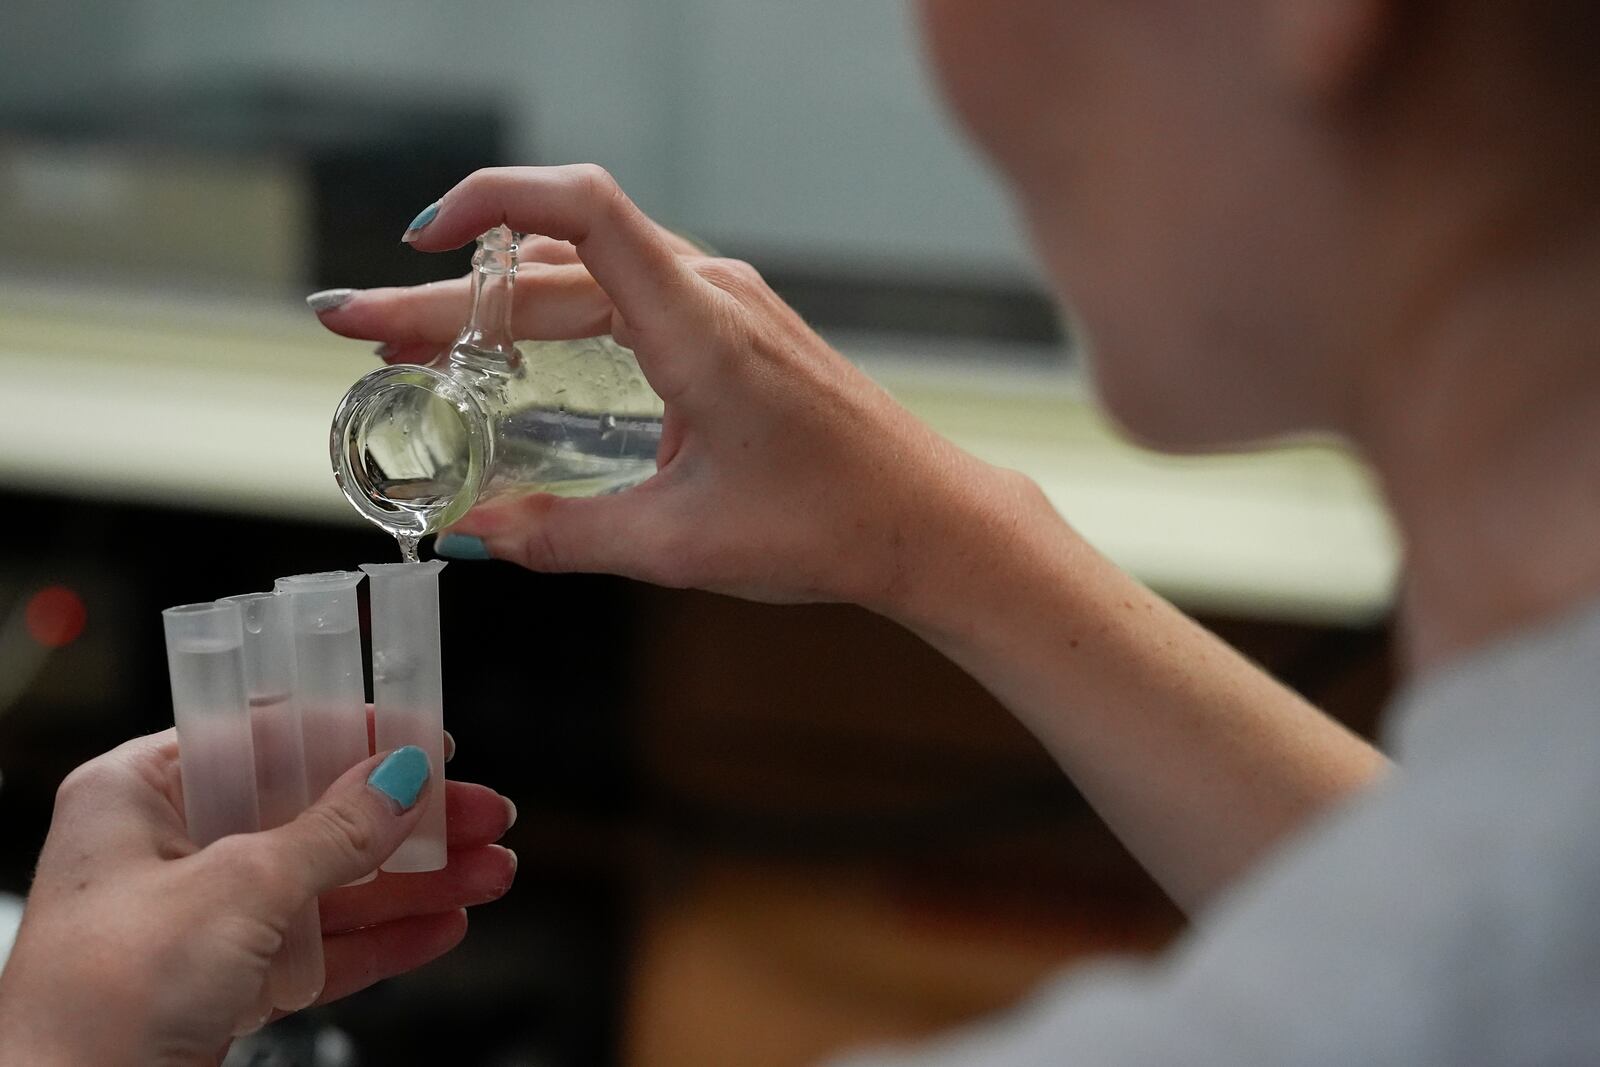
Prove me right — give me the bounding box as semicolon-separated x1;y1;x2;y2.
450;226;520;370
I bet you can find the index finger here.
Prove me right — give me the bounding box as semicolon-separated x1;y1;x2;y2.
403;165;706;343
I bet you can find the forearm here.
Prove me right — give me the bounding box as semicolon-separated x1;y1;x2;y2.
0;968;133;1067
876;457;1389;914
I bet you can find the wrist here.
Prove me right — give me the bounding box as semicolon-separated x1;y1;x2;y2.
0;991;107;1067
862;444;1074;640
0;940;149;1067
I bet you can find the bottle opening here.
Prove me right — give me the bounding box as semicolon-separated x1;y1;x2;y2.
331;365;489;539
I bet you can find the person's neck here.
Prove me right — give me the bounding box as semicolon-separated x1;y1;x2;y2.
1359;221;1600;675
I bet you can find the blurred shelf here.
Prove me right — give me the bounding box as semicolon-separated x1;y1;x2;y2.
0;280;369;526
0;281;1397;624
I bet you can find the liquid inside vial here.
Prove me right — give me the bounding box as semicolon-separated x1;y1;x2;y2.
487;404;660;499
169;638;259;846
345;380;472;548
248;690;309;829
486;337;664;500
340;338;663;549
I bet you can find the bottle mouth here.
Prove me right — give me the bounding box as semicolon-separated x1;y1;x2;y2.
330;364;490;539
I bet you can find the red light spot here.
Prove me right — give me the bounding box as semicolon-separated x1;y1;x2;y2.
25;586;87;649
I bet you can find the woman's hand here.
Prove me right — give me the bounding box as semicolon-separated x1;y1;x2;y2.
0;732;516;1066
312;165;1007;614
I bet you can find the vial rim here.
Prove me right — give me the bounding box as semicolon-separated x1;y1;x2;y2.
330;363;492;539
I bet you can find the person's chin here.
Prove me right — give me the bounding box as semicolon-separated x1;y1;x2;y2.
1084;354;1290;456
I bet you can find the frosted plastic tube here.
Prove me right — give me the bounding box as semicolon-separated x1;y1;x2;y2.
220;592;325;1011
274;571;373;885
162;601;260;848
162;601;276;1035
360;561;448;872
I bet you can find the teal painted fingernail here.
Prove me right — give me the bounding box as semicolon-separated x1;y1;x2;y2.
367;746;430;811
436;533;491;560
402;201;440;242
305;288;355;313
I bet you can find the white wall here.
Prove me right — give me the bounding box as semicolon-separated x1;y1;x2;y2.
112;1;1037;281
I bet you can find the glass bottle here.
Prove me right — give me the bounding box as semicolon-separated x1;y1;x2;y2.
330;226;664;556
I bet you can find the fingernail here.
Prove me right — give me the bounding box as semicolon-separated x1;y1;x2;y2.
374;342;396;361
504;796;518;830
436;533;491;560
367;746;430;811
402;201;440;242
306;288;355;313
443;730;456;762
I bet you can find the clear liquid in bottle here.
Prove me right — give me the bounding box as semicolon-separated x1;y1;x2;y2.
333;228;663;544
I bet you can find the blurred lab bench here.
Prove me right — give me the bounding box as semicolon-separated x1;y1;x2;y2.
0;280;1397;624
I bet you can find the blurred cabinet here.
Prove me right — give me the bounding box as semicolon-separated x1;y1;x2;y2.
0;140;307;291
0;83;502;294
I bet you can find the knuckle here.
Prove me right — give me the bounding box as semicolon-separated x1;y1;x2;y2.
213;910;287;963
572;163;622;213
52;758;112;813
571;161;617;190
205;835;263;877
206;837;296;902
728;258;765;287
303;801;377;867
467;165;515;188
696;257;766;298
457;166;500;197
996;464;1052;518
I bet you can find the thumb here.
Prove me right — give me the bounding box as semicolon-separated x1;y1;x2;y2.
255;747;433;899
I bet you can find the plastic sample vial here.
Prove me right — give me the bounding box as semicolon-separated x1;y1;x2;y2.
221;591;325;1010
330;226;663;551
274;571;373;885
162;601;260;848
360;561;448;872
162;601;285;1037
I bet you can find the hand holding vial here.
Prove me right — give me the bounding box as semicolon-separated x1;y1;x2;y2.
0;557;505;1062
0;732;515;1063
152;561;456;1020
